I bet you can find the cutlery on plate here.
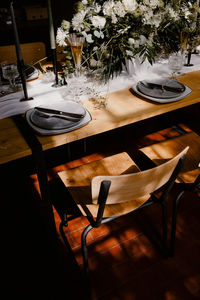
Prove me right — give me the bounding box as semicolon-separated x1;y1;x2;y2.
140;81;185;93
35;109;81;122
34;106;84;118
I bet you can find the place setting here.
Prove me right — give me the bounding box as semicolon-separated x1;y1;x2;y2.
131;77;192;103
130;52;192;103
25;100;92;135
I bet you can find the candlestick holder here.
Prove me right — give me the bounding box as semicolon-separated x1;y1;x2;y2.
47;0;63;88
51;48;60;87
184;51;194;67
10;2;33;101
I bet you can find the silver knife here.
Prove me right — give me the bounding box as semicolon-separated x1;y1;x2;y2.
35;106;84;118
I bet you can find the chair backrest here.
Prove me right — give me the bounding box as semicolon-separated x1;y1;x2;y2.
0;42;46;65
91;147;189;204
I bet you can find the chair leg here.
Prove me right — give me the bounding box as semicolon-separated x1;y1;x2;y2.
170;190;185;257
160;201;168;257
81;224;93;278
62;212;68;227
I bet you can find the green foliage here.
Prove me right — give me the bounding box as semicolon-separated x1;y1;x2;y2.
57;0;200;81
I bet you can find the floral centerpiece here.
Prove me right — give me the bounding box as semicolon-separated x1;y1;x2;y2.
56;0;200;81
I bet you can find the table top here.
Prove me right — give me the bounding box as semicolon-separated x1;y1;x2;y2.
0;70;199;165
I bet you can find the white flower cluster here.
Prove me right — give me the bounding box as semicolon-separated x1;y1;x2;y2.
72;10;87;32
57;0;197;47
56;0;199;78
68;0;168;43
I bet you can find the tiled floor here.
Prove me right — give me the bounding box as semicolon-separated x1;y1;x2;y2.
3;124;200;299
49;124;200;300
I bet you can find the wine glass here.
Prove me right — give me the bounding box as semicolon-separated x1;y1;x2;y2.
66;33;85;77
1;63;19;91
168;53;183;79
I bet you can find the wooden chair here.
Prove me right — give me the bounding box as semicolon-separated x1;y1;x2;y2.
138;131;200;256
58;148;188;280
0;42;46;65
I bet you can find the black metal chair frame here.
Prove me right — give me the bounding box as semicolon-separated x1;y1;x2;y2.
136;149;200;257
170;173;200;256
60;154;186;282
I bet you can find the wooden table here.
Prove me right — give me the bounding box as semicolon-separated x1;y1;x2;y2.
36;71;199;151
1;70;200;163
0;70;200;242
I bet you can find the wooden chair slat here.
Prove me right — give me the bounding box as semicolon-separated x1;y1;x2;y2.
140;132;200;183
0;42;46;65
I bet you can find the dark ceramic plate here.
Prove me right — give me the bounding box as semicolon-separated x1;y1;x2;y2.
137;79;186;99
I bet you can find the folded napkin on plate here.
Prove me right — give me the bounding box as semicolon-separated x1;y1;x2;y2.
137;79;186;99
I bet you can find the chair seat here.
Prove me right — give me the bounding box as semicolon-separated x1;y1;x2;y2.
58;152;150;217
140;132;200;183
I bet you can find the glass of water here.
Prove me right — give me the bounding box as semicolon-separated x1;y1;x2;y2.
1;63;19;91
168;52;183;79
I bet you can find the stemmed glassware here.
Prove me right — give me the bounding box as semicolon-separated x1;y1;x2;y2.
1;63;19;91
64;33;86;102
64;33;107;105
66;33;85;77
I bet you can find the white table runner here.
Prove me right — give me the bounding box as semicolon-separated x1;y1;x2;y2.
1;54;200;120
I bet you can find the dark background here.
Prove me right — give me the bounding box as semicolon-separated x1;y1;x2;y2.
0;0;76;52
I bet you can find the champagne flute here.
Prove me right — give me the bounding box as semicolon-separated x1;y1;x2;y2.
67;33;85;77
1;63;19;91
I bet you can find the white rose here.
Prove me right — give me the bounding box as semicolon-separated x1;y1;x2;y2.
56;27;67;46
122;0;137;12
143;0;160;8
139;35;147;45
128;38;135;45
114;1;126;17
103;1;114;16
128;38;140;48
61;20;70;31
91;16;106;29
72;10;86;31
158;0;164;7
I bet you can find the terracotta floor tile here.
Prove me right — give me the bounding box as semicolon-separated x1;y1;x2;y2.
81;153;104;163
156;277;200;300
183;274;200;298
134;233;162;259
90;235;121;253
67;216;87;232
171;242;200;276
89;245;126;274
143;132;167;142
159;127;181;138
86;223;113;240
69;229;94;249
97;261;167;300
103;215;138;232
178;123;192;133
